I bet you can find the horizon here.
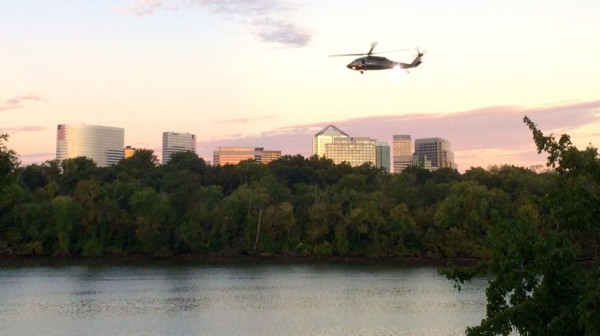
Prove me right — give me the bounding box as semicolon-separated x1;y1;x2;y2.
3;1;599;172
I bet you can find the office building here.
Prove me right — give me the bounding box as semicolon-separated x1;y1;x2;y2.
393;135;412;173
411;153;432;170
312;125;349;157
414;138;457;170
162;132;196;164
375;142;391;172
260;150;282;164
324;137;376;167
213;147;281;166
56;124;124;167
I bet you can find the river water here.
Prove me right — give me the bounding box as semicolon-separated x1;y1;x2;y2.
0;260;487;336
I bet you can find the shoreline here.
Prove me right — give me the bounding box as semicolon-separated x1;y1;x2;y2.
0;253;483;267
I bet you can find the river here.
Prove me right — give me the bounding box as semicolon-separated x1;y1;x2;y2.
0;259;487;335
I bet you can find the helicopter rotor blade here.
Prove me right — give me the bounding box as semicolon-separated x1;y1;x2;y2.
329;53;369;57
367;42;377;56
330;42;413;59
375;48;411;54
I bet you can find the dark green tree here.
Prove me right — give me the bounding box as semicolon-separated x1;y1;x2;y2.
0;134;19;189
51;195;82;256
59;157;99;194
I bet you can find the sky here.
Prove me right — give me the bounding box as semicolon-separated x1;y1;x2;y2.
2;0;600;172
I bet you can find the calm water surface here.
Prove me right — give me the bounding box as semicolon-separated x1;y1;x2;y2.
0;260;487;336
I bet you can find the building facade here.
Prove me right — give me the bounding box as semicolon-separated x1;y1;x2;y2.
312;125;349;157
260;150;282;164
414;138;457;170
324;137;376;167
392;134;413;173
56;124;124;167
375;142;391;172
213;147;281;166
162;132;196;164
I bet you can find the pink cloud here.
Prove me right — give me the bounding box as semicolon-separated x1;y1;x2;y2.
0;126;47;134
18;152;55;162
217;115;277;124
0;95;42;112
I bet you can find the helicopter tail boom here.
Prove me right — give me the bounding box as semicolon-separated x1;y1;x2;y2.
398;50;424;69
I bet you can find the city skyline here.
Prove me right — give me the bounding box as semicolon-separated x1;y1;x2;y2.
3;1;600;172
50;121;452;171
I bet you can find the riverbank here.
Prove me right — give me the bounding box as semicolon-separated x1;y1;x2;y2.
0;253;482;268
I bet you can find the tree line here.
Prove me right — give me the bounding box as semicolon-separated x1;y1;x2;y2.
0;129;554;259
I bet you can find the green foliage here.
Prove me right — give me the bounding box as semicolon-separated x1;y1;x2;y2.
442;116;600;335
0;134;19;189
51;195;81;256
428;181;498;258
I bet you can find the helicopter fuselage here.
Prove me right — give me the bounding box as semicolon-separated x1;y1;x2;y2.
347;56;396;72
346;52;423;74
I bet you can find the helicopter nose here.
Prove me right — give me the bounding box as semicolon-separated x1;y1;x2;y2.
347;63;356;70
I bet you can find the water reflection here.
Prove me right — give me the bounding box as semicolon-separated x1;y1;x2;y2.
0;260;487;336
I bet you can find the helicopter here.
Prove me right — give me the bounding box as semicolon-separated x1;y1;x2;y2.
331;42;424;74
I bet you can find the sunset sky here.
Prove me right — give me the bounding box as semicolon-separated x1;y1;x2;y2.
2;0;599;171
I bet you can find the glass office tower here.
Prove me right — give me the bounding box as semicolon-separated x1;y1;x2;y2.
324;137;376;167
312;125;349;157
393;134;412;173
56;124;124;167
414;137;457;170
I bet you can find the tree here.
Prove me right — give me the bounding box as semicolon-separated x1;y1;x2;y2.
174;185;223;253
51;196;82;256
427;181;499;258
268;155;322;189
72;179;104;256
386;203;421;256
260;202;297;253
115;149;160;186
59;157;98;193
228;175;291;254
443;116;600;335
130;187;175;256
0;134;19;189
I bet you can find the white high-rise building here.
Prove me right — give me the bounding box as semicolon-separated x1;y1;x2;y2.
56;124;124;167
162;132;196;164
393;135;412;173
312;125;349;157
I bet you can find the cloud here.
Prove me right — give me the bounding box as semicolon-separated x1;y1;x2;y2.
0;95;42;112
17;152;57;164
121;0;311;47
0;126;47;134
196;100;600;171
216;115;277;124
251;18;310;47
